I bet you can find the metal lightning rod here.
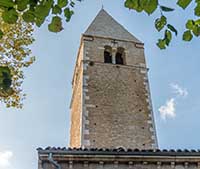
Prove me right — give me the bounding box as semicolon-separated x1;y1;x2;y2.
101;0;104;9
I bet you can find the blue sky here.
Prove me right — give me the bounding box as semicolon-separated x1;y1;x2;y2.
0;0;200;169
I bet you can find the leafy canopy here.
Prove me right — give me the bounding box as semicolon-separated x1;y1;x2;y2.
0;11;35;108
124;0;200;49
0;0;199;49
0;0;75;34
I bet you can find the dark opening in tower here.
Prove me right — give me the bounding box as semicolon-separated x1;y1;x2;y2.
115;47;125;65
104;46;112;63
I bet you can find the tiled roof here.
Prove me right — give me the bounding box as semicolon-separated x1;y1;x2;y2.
37;147;200;156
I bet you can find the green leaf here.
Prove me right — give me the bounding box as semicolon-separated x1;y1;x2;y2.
139;0;147;8
155;15;167;31
183;30;193;41
195;19;200;25
132;0;144;12
52;5;62;14
35;0;53;17
70;1;75;7
2;8;18;24
34;0;53;27
35;17;46;27
177;0;192;9
194;4;200;16
0;66;14;97
157;39;166;49
48;16;63;32
167;24;178;36
186;20;195;30
16;0;29;11
0;88;14;97
58;0;68;8
35;6;49;18
29;0;38;10
2;77;11;90
164;30;172;46
124;0;143;12
0;66;11;77
144;0;158;15
0;66;12;91
125;0;136;9
160;5;174;12
0;0;14;8
64;8;74;22
192;26;200;36
0;29;3;39
22;10;35;23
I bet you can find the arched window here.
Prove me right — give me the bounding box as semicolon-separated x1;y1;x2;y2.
115;52;123;64
115;47;125;65
104;46;112;63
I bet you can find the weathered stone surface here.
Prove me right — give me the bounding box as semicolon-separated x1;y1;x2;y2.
70;34;157;149
40;162;197;169
70;44;84;148
38;149;200;169
70;9;157;149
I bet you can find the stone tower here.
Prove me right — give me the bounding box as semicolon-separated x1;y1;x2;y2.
70;9;158;149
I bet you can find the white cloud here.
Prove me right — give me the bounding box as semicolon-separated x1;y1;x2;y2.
159;83;188;120
0;151;13;169
170;83;188;97
159;98;176;120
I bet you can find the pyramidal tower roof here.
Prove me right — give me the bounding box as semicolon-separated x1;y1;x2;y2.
84;9;142;43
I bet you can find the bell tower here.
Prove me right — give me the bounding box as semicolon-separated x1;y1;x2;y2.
70;9;158;149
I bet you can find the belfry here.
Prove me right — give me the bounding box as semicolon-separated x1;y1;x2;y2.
69;9;157;149
38;9;200;169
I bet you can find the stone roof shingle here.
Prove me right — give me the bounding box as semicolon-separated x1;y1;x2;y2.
84;9;142;43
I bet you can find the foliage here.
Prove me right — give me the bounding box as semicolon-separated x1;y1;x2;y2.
0;0;76;34
0;0;76;108
0;11;35;108
0;0;198;49
124;0;200;49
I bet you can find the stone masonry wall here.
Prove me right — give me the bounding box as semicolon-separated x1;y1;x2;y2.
70;43;84;148
40;159;198;169
81;36;157;149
